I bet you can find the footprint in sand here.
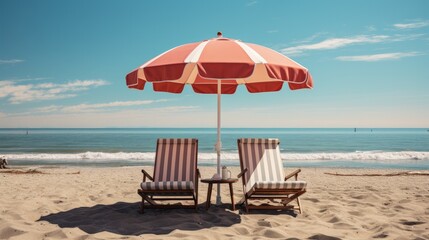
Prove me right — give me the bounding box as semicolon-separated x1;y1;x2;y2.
0;226;27;239
400;220;425;226
257;221;272;227
398;199;411;204
308;234;342;240
319;208;328;213
372;232;389;238
234;226;251;235
348;211;364;217
333;222;357;230
304;197;320;203
44;229;68;239
260;229;286;238
328;216;340;223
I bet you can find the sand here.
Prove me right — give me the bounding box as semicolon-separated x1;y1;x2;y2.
1;166;428;240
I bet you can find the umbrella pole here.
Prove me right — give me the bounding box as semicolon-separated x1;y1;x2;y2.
216;79;222;205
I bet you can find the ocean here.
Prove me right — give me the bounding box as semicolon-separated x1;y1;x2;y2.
0;128;428;169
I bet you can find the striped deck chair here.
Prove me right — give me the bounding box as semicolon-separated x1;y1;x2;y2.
237;138;306;213
137;138;200;213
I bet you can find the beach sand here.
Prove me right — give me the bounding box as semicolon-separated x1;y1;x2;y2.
1;166;428;240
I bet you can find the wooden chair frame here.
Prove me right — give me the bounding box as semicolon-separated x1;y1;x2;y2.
137;139;200;213
237;139;306;213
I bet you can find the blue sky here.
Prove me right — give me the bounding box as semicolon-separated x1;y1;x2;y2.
0;0;428;128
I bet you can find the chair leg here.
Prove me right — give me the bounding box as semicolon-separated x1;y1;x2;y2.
196;183;199;210
194;193;198;211
244;196;249;213
297;197;302;214
140;197;145;214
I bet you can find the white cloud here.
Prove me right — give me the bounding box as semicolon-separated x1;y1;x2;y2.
34;105;61;113
65;80;107;88
394;20;429;29
3;100;197;118
61;100;169;113
0;79;109;104
0;106;203;128
246;0;257;6
30;100;172;114
148;106;199;112
0;59;24;64
390;33;425;42
281;35;389;55
281;33;425;56
0;80;13;87
293;32;329;44
0;77;50;82
336;52;420;62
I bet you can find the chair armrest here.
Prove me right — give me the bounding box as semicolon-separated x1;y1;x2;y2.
284;169;301;181
197;168;201;178
237;168;248;178
141;169;154;182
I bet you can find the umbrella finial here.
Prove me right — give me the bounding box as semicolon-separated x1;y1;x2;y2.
217;32;223;38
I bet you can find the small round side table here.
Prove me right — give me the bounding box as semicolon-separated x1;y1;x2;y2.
201;178;239;211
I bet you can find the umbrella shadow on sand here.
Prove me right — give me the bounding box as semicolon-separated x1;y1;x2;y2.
38;202;241;236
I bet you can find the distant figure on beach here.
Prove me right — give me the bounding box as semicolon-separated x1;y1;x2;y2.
0;157;8;169
354;128;357;132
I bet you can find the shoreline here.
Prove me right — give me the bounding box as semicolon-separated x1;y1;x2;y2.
2;164;429;171
3;159;429;171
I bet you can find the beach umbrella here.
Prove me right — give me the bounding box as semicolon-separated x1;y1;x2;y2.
126;32;313;204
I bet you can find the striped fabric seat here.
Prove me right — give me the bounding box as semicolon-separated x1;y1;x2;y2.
153;138;198;183
237;138;285;193
254;181;307;190
141;181;194;191
237;138;307;213
138;138;199;212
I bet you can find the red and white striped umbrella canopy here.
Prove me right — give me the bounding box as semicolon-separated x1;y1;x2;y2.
126;32;313;94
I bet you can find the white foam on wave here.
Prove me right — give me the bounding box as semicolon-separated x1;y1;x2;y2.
284;151;429;161
3;151;429;162
2;152;156;162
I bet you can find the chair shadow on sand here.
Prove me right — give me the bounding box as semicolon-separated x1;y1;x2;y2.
38;202;241;236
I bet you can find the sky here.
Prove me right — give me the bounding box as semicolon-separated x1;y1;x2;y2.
0;0;428;128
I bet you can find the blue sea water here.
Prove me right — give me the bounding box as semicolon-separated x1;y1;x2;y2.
0;128;428;169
